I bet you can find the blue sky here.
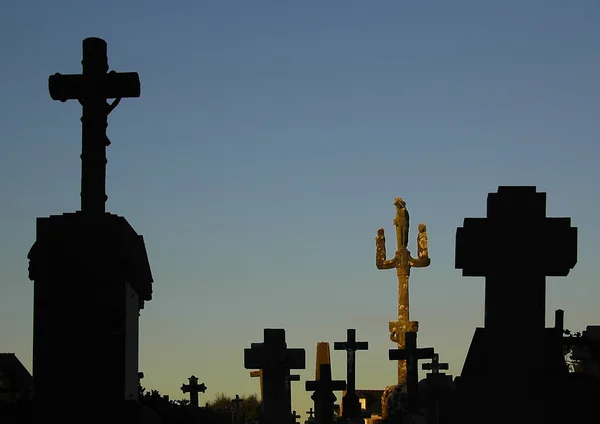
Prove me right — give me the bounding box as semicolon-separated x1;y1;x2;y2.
1;0;600;419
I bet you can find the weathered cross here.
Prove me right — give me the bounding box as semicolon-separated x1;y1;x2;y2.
422;353;448;375
389;332;434;413
306;363;346;424
244;329;305;424
333;329;368;419
376;197;431;385
455;186;577;376
292;410;301;424
180;375;207;407
249;369;263;400
48;37;141;214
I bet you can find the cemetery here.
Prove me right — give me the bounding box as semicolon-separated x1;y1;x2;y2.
1;36;599;424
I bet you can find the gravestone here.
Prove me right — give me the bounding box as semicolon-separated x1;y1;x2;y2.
231;394;243;423
244;329;305;424
333;329;368;421
27;37;154;422
180;375;207;407
454;186;577;423
305;407;315;424
389;332;434;416
421;354;453;424
305;363;346;424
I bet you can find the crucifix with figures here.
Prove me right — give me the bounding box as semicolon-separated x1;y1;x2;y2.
376;197;431;386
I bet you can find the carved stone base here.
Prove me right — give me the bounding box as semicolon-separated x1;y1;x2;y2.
381;384;408;421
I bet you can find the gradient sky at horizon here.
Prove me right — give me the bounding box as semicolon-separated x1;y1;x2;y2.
1;0;600;419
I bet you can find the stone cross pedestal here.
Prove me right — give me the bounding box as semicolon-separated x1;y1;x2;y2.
181;375;207;407
389;332;434;414
454;186;577;423
27;37;153;422
244;329;306;424
333;329;368;420
306;364;346;424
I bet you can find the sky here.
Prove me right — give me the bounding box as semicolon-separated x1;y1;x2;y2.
1;0;600;420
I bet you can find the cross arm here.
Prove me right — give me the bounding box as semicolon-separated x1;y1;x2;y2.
284;349;306;370
409;255;431;268
244;347;265;370
48;71;141;102
305;380;347;392
389;347;435;361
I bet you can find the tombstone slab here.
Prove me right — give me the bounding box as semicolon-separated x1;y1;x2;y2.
244;329;305;424
454;186;577;423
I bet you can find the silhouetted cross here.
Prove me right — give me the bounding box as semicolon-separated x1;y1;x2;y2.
48;37;141;214
181;375;207;407
231;394;244;410
455;186;577;331
306;407;315;418
306;364;346;424
334;329;368;394
292;410;301;423
389;332;434;413
422;353;448;374
244;329;305;424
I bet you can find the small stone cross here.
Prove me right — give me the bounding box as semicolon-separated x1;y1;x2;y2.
421;353;448;375
180;375;207;407
389;332;434;413
306;364;346;424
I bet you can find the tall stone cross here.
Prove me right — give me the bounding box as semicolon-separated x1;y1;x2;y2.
244;329;306;424
48;37;140;214
28;37;153;415
333;329;368;419
376;196;431;385
181;375;207;407
305;364;347;424
456;186;577;376
422;353;448;375
389;332;434;413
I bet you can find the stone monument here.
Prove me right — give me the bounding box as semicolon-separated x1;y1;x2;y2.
27;37;155;422
244;329;305;424
180;375;207;407
453;186;577;423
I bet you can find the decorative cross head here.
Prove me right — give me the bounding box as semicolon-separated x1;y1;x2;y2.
421;353;449;374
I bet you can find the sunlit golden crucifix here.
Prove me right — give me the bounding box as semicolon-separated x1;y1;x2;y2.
376;197;430;386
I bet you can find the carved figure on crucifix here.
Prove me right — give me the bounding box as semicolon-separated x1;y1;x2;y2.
333;329;368;421
376;196;431;387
